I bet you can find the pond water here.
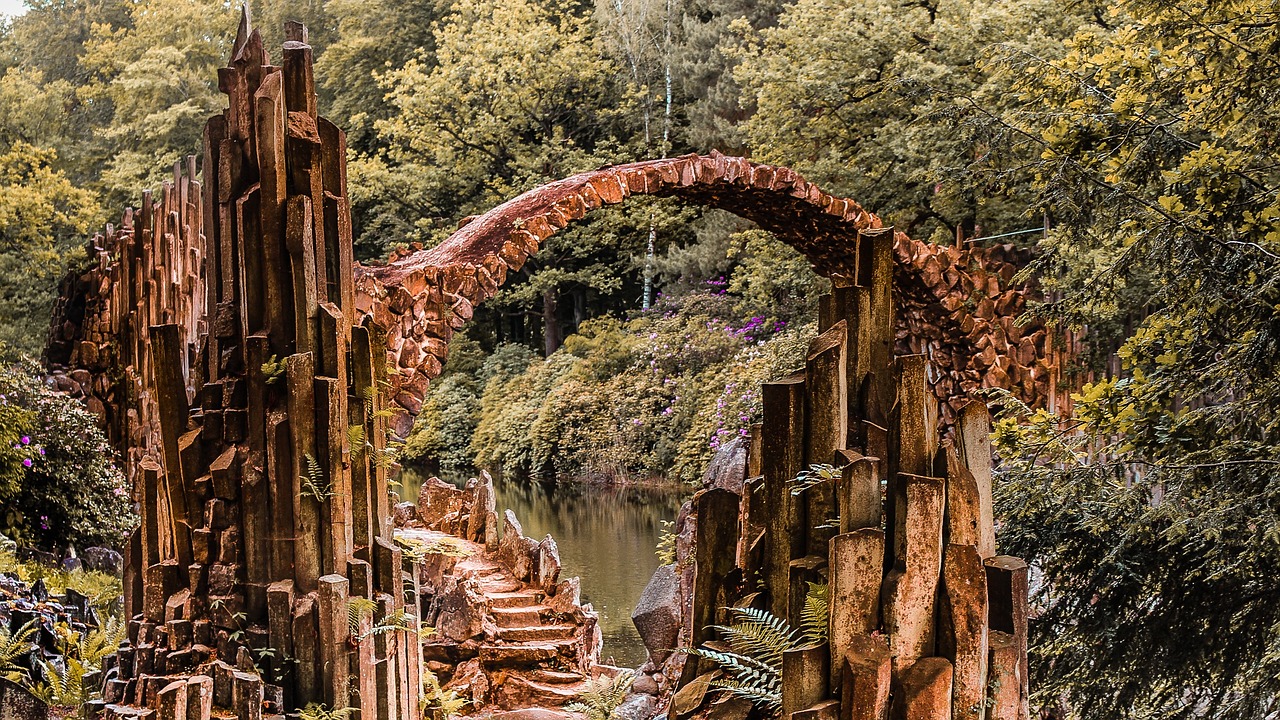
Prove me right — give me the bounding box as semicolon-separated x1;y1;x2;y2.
398;468;684;668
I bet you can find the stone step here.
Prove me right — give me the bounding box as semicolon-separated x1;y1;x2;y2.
478;578;524;594
494;674;589;709
487;591;543;609
491;606;544;628
529;669;588;685
497;625;578;643
479;640;577;668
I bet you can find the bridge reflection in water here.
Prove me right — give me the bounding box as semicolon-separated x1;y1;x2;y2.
398;467;683;668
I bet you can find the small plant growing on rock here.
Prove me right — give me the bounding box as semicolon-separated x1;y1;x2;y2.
684;583;830;715
567;669;635;720
420;668;469;720
298;703;354;720
798;581;828;645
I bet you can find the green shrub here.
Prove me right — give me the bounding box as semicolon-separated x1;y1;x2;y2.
405;230;822;483
0;360;133;549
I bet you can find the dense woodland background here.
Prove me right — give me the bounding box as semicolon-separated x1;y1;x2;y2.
2;0;1280;717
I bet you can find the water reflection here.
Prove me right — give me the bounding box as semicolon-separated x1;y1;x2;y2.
397;468;684;668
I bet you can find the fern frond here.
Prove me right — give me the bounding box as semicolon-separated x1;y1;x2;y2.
301;453;333;502
361;609;421;640
262;355;287;385
0;621;36;671
567;670;634;720
347;425;367;458
788;463;839;497
347;597;377;638
710;678;783;712
799;582;829;645
298;703;355;720
709;606;799;666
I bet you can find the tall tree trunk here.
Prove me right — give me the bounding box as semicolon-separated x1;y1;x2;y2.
543;289;563;356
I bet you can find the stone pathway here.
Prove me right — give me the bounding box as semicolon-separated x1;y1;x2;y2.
396;522;604;714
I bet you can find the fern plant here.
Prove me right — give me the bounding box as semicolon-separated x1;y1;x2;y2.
420;668;469;720
788;464;839;496
566;670;635;720
347;425;368;458
799;582;828;645
300;454;333;502
261;355;287;385
687;599;835;714
31;655;87;708
298;703;354;720
655;520;677;565
788;464;841;529
347;597;378;637
0;621;35;682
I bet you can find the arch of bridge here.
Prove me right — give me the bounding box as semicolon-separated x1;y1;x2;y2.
352;153;1044;436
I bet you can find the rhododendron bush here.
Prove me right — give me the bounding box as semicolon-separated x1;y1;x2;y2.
0;360;133;549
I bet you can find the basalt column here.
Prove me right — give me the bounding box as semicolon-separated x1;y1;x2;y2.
95;14;420;720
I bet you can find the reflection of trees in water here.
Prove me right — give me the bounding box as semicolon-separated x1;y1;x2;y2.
396;466;685;667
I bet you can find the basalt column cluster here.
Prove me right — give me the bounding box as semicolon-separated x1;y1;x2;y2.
90;14;423;720
665;230;1032;720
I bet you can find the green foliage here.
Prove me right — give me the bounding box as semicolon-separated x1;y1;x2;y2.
300;453;331;503
404;231;819;483
0;143;101;354
31;655;87;709
76;0;237;205
420;668;470;719
798;582;828;646
0;621;36;681
351;0;636;255
0;360;133;549
262;354;287;385
732;0;1095;244
979;0;1280;717
788;464;839;497
689;604;807;713
346;596;377;638
298;704;354;720
566;670;636;720
654;519;677;565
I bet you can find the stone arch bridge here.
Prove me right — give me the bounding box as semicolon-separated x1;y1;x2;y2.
36;16;1044;720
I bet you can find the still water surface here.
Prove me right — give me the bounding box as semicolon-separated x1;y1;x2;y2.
399;469;683;668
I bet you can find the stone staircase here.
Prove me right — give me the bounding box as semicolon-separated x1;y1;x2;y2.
396;474;607;713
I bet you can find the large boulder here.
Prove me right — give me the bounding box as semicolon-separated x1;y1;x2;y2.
468;472;496;542
614;692;657;720
497;510;527;574
436;579;486;642
0;678;47;720
702;436;747;493
631;564;681;665
417;476;468;528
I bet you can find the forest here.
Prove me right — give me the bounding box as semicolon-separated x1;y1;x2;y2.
1;0;1279;717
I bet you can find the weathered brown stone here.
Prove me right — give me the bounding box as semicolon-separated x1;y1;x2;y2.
829;528;884;686
840;635;890;720
891;657;953;720
781;644;829;719
939;545;988;719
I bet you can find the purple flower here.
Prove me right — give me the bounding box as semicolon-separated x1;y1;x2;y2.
20;436;29;445
22;458;32;468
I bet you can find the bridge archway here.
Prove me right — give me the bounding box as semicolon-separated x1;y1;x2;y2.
353;153;1044;435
